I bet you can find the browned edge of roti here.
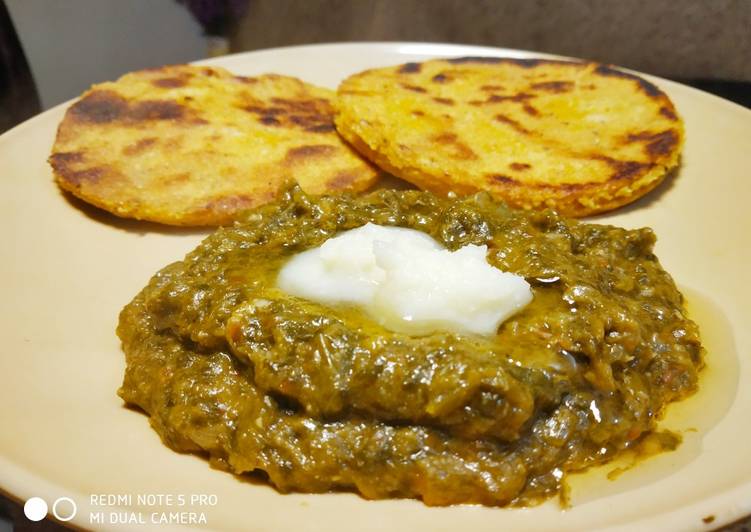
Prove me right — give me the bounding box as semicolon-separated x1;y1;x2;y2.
399;55;678;112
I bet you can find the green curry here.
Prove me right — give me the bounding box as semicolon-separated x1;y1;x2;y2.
118;185;702;506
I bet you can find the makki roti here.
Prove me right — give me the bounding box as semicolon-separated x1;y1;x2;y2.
49;65;381;226
334;57;684;216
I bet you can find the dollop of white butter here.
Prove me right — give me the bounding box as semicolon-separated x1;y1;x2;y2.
277;223;532;336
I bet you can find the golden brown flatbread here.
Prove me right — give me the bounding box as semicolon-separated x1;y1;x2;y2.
334;57;683;216
50;65;380;226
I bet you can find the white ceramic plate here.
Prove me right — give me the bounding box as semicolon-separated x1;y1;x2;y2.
1;42;749;531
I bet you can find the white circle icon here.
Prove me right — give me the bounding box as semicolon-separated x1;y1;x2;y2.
52;497;77;522
23;497;48;521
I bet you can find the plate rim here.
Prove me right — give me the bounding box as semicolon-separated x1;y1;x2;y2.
1;40;750;532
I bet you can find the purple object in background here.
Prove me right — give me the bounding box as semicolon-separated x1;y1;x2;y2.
0;0;41;133
177;0;249;36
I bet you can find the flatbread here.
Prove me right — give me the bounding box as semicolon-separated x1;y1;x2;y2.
50;65;380;226
334;57;684;216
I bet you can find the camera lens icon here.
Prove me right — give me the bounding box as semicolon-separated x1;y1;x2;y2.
23;497;47;522
24;496;77;522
